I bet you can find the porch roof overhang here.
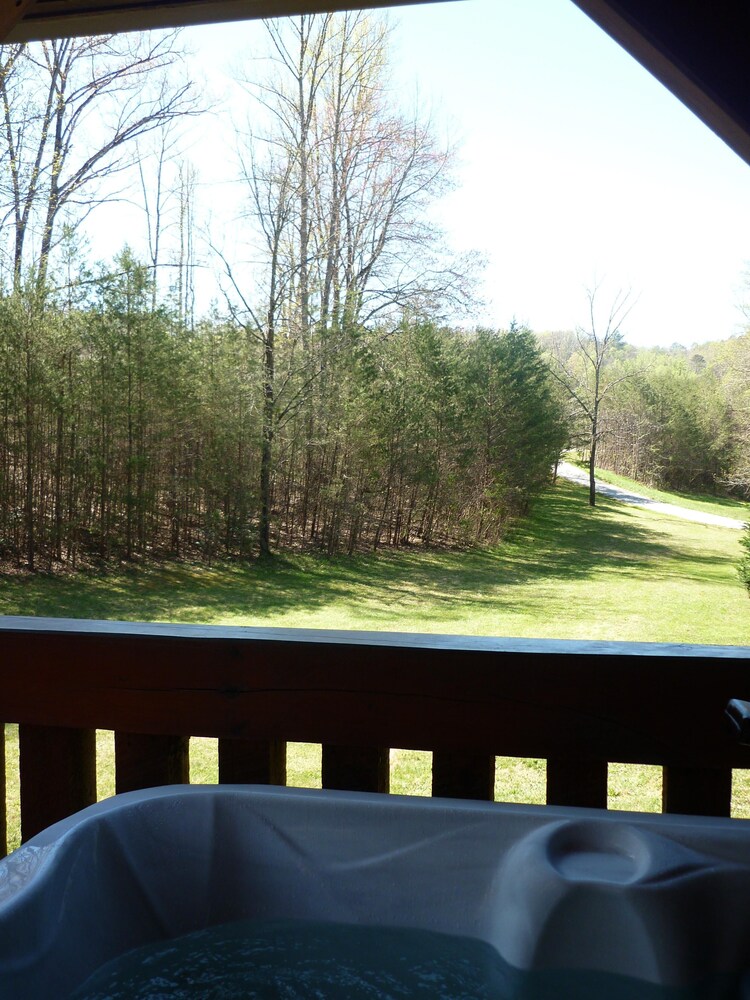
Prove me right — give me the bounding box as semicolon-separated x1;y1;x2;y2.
2;1;749;170
0;1;439;42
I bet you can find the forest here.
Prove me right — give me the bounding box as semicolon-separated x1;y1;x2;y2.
541;306;750;502
0;13;748;573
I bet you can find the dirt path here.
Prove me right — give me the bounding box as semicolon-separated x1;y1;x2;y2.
556;461;747;530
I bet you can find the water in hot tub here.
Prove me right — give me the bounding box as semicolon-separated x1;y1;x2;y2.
71;918;745;1000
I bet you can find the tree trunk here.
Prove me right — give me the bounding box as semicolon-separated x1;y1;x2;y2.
259;323;275;559
24;328;35;571
589;424;598;508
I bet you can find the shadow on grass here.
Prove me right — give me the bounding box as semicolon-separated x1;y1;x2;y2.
0;481;735;627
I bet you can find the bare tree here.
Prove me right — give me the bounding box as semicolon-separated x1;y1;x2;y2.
307;11;476;331
0;31;196;570
137;124;181;311
548;285;637;506
225;11;476;556
174;160;198;328
216;143;298;557
0;32;197;291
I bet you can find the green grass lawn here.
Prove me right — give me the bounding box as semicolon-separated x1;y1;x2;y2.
1;479;748;644
4;478;750;853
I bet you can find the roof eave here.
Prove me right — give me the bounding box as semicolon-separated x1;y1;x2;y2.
3;0;445;44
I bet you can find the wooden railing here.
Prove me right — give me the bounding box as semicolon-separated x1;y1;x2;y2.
2;616;750;855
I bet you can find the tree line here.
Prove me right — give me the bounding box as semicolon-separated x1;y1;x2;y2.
0;15;567;569
0;257;565;568
1;13;747;572
542;304;750;502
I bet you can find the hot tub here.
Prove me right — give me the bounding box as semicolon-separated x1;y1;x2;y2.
1;785;750;998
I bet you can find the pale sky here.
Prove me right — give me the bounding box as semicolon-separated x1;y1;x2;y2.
103;0;750;348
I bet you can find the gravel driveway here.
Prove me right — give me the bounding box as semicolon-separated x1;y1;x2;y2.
556;461;747;530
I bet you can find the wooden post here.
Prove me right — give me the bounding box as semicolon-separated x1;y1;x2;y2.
322;745;389;793
115;732;189;794
432;750;495;800
0;726;5;858
19;725;96;843
218;738;286;785
662;765;732;817
546;757;608;809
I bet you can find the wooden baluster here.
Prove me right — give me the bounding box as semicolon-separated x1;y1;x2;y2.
218;738;286;785
546;757;608;809
322;745;389;793
0;726;5;858
19;725;96;843
662;765;732;817
432;750;495;800
115;733;189;794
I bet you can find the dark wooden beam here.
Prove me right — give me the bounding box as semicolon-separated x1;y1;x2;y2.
546;756;608;809
572;0;750;167
0;0;36;42
115;731;189;793
1;618;749;770
18;724;96;842
218;737;286;785
662;764;732;818
4;0;449;43
0;729;5;859
322;744;389;793
432;749;494;801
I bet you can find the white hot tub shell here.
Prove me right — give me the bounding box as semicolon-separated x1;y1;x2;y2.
1;785;750;997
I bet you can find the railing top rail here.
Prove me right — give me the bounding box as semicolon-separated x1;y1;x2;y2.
2;615;750;769
2;615;749;660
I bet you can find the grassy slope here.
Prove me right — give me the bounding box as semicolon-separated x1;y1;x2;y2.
1;480;748;644
4;479;750;852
